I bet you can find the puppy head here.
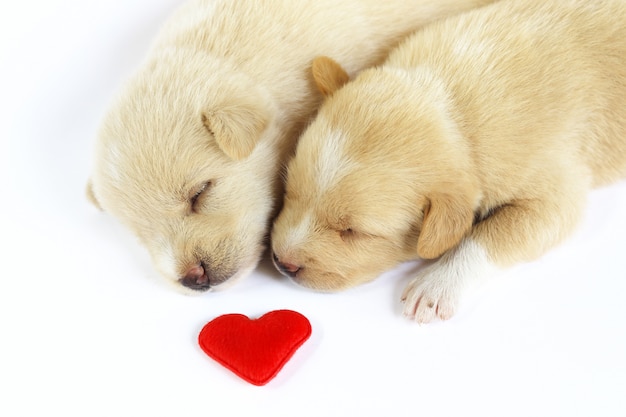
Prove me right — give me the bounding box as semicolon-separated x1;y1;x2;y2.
271;57;477;291
88;52;281;293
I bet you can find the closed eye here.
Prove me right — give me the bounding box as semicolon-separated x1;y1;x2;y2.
339;228;357;241
190;181;212;213
339;227;379;242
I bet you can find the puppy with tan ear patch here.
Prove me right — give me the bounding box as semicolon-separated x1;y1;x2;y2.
87;0;493;293
88;0;498;294
271;0;626;322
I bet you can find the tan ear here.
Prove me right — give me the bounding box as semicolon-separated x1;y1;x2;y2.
202;97;271;161
85;179;103;211
417;193;474;259
311;56;350;97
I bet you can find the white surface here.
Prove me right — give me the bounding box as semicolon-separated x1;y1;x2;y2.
1;1;625;416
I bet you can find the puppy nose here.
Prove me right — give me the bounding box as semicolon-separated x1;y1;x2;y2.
272;252;301;277
181;263;211;291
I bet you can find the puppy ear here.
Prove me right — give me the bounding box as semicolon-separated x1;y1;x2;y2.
417;192;474;259
312;56;350;97
202;95;271;161
86;179;103;211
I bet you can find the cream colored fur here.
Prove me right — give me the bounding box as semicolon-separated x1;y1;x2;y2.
87;0;496;293
271;0;626;322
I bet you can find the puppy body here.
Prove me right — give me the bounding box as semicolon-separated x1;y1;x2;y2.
271;0;626;321
88;0;496;293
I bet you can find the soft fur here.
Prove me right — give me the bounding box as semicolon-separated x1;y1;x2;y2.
87;0;496;293
271;0;626;322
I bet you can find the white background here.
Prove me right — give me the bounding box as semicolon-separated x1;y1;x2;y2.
1;1;625;416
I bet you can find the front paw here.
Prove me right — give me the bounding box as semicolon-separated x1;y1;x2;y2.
401;239;496;323
401;263;462;323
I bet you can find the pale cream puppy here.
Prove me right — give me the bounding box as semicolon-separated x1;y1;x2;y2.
271;0;626;322
87;0;497;293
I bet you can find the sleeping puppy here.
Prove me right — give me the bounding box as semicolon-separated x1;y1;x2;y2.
271;0;626;322
87;0;497;294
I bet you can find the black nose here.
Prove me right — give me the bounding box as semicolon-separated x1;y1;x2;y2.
180;263;211;291
272;252;301;278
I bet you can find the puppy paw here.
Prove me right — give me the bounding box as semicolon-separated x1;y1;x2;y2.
400;239;496;324
401;264;462;323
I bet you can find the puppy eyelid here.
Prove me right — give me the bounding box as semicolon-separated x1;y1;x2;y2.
190;181;212;212
339;227;379;241
339;228;356;241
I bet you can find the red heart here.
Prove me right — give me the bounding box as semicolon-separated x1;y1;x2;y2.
198;310;312;386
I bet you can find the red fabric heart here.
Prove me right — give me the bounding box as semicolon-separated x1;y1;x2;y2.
198;310;312;386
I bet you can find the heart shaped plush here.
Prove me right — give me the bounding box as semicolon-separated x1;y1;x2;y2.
198;310;312;386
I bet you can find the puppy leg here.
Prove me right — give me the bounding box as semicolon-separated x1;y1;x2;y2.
403;177;589;323
402;238;498;323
